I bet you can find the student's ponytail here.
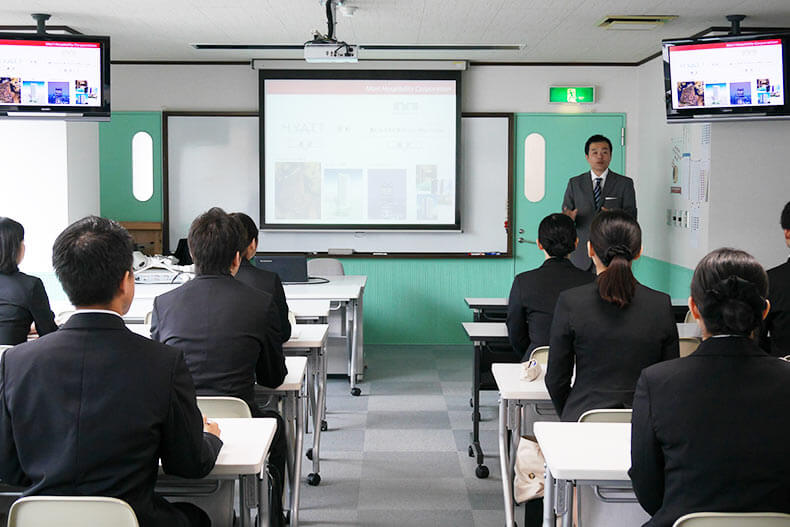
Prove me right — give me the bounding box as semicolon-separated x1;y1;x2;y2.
589;211;641;308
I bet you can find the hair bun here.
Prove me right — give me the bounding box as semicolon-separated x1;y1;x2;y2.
605;244;632;262
702;275;765;334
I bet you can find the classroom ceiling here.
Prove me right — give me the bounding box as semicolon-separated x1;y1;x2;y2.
2;0;790;63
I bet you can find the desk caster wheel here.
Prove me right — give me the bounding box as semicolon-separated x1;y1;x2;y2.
321;420;328;431
468;445;474;457
306;448;313;461
475;465;489;479
351;387;361;396
307;473;321;486
469;398;473;408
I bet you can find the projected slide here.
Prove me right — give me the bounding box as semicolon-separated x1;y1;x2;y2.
262;76;458;227
669;39;785;110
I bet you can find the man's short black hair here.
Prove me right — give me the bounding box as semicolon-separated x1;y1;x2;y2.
781;201;790;230
229;212;259;253
538;213;577;258
52;216;134;306
188;207;242;276
585;134;613;155
0;217;24;274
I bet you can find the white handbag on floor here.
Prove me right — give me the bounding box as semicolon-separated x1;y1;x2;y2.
514;435;545;504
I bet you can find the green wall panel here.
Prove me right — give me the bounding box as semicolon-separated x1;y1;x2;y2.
99;112;163;221
633;256;694;300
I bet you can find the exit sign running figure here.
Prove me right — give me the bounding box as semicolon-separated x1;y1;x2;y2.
549;86;596;103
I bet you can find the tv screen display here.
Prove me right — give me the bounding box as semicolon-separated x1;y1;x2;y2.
259;69;461;230
663;33;790;122
0;33;110;120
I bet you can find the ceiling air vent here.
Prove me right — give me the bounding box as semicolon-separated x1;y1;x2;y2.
598;15;677;31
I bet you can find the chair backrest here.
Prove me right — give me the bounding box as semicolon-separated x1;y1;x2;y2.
8;496;139;527
307;258;345;278
679;337;701;358
0;344;13;353
196;396;252;418
144;311;153;325
578;409;633;423
684;310;695;323
528;346;549;367
673;512;790;527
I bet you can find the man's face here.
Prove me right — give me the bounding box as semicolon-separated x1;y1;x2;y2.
585;141;612;174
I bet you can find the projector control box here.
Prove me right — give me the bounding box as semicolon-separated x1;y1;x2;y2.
304;42;358;62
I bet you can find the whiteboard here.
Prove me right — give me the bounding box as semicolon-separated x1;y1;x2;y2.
165;113;511;255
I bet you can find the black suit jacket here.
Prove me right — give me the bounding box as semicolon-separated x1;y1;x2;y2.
762;257;790;357
546;282;678;422
0;271;57;345
235;259;291;343
151;274;287;413
506;257;594;359
629;337;790;527
562;171;637;270
0;313;222;527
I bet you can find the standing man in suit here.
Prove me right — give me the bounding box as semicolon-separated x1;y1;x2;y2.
150;207;288;526
761;200;790;357
562;134;637;270
0;216;222;527
230;212;291;343
506;213;594;360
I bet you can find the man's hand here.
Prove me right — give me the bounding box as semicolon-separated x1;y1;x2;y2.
203;415;221;438
562;207;578;221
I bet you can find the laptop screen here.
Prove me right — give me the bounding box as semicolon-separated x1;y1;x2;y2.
252;254;308;283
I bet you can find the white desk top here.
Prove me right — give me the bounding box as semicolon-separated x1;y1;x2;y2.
464;297;508;308
128;324;152;338
205;417;277;476
284;324;329;349
677;322;702;339
287;299;330;319
491;362;551;401
284;275;366;301
462;322;509;340
534;422;632;482
257;356;306;392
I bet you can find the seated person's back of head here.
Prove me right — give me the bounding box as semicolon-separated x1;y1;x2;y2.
629;247;790;527
0;216;221;527
761;200;790;357
546;210;679;422
507;213;594;359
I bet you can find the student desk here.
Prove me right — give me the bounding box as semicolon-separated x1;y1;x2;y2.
464;297;508;322
255;356;307;527
677;322;702;338
534;422;635;527
287;299;330;323
284;275;366;396
491;362;555;527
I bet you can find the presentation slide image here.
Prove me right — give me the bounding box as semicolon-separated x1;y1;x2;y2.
757;78;770;91
274;161;322;220
22;81;45;104
704;83;727;105
322;168;364;220
47;81;70;104
677;81;705;107
729;82;751;105
0;77;21;103
368;169;407;220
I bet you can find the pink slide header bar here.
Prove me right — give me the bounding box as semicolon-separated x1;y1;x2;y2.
0;39;100;48
670;39;781;52
266;79;455;95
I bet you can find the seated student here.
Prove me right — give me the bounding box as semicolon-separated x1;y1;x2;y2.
0;216;221;527
630;248;790;526
230;212;291;342
0;217;57;345
506;213;594;360
546;210;679;422
150;207;288;526
761;200;790;357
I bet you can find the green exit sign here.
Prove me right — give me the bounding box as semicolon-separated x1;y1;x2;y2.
549;86;596;103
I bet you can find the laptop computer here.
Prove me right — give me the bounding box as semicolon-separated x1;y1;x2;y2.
252;254;309;284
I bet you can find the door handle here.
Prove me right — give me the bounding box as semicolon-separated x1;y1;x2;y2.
518;228;524;234
518;238;537;244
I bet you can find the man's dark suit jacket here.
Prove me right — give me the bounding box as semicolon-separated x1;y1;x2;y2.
0;271;57;345
562;171;637;270
762;257;790;357
629;336;790;527
546;282;678;422
235;258;291;343
151;274;287;413
506;257;594;359
0;312;222;527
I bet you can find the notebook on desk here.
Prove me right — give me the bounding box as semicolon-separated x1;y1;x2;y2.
252;254;309;284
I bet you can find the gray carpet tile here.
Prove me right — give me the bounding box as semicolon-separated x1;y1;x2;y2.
357;478;472;510
365;410;451;430
368;380;444;396
367;394;448;412
364;429;457;452
361;452;464;480
356;509;475;526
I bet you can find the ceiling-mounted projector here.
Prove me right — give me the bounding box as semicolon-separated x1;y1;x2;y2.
304;41;358;63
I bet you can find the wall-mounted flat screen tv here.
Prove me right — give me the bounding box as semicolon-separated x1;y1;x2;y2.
663;32;790;122
0;33;110;121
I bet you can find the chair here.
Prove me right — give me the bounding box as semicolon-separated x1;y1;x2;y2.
144;311;153;325
528;346;549;367
306;258;344;278
8;496;138;527
679;337;701;358
673;512;790;526
684;310;695;323
0;344;13;353
578;408;632;423
196;396;252;418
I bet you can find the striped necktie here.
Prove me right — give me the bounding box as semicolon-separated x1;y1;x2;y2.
593;178;602;210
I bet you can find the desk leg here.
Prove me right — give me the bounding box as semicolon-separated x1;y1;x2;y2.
259;461;270;527
290;387;304;526
469;340;487;477
555;478;572;527
349;298;361;396
543;466;556;527
309;346;324;480
239;475;251;527
499;397;515;527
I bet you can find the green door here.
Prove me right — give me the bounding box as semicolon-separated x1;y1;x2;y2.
513;113;626;274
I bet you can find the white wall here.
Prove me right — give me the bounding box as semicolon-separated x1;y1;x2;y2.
66;122;101;223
